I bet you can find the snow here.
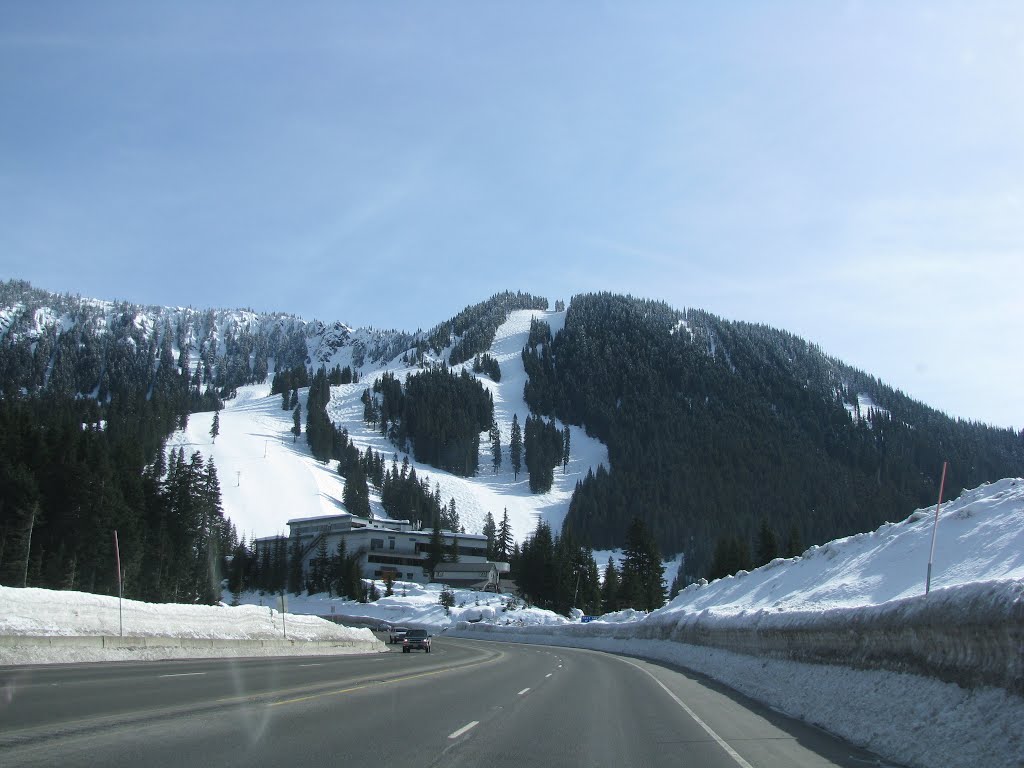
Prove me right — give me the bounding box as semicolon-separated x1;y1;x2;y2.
0;585;383;664
173;309;610;545
844;391;891;423
167;382;349;540
222;582;569;633
655;477;1024;619
326;308;609;543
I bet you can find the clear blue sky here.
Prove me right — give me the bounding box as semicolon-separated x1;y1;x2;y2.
2;2;1021;429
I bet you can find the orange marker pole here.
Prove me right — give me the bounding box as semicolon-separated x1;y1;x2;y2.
925;461;949;596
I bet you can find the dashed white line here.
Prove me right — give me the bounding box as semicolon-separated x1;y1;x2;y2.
298;663;322;667
545;673;553;678
518;687;531;695
448;720;480;739
158;672;207;678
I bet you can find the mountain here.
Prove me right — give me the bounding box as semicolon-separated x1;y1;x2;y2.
1;280;1020;600
528;293;1023;579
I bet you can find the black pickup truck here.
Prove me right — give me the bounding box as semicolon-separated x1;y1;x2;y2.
402;628;431;653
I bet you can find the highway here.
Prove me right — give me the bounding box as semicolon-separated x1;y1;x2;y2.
0;635;889;767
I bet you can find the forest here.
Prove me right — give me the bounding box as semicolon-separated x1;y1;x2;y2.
530;293;1024;581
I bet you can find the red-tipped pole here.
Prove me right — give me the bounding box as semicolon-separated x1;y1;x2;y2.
114;530;123;636
925;461;949;596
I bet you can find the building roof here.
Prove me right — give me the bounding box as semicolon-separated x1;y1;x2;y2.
287;512;355;526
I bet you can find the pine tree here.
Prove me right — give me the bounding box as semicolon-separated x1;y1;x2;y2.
482;512;497;560
561;425;570;472
210;410;220;444
755;520;779;567
510;414;522;480
446;532;460;563
496;509;513;562
312;534;329;593
620;517;665;612
490;420;502;473
426;520;444;580
785;524;804;558
291;403;301;442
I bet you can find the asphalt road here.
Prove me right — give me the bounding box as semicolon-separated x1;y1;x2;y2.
0;636;892;767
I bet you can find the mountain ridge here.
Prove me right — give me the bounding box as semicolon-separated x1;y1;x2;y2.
2;279;1020;593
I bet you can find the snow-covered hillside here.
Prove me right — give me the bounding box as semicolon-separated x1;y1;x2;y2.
655;476;1024;621
170;309;609;543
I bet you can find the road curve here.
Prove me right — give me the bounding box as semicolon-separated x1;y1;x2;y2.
0;636;886;767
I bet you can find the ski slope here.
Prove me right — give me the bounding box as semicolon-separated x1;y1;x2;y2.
168;309;609;544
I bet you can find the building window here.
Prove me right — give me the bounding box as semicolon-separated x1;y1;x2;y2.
370;538;384;550
389;537;396;550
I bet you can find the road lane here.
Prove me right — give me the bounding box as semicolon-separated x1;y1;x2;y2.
0;637;889;768
0;638;493;737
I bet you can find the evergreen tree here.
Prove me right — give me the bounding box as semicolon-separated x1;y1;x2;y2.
598;561;618;614
439;586;456;614
311;534;330;593
561;425;570;472
426;519;444;580
210;410;220;444
755;520;779;567
342;461;371;518
489;420;502;473
287;538;303;595
482;512;497;560
619;517;665;611
291;403;301;442
496;509;513;562
445;532;460;563
668;560;686;599
510;415;522;480
785;524;804;558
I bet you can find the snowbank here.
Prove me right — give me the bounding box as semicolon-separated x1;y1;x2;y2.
0;586;383;664
225;581;569;634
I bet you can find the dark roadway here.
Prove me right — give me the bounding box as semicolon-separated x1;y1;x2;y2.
0;635;891;767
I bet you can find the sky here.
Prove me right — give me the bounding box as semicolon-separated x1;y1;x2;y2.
1;2;1021;429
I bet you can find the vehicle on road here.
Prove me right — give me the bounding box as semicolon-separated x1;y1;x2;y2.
389;626;409;644
402;629;431;653
376;623;391;632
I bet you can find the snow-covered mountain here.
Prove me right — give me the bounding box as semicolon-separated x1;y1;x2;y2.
4;279;1022;574
168;309;609;545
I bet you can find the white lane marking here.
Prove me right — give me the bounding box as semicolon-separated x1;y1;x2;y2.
545;673;553;678
619;659;755;768
158;672;207;678
448;720;480;739
298;663;322;667
518;687;531;695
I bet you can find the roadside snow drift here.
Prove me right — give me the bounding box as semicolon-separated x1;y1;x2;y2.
0;586;383;664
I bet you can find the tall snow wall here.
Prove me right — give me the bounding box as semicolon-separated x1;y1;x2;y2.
458;579;1024;694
